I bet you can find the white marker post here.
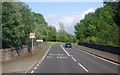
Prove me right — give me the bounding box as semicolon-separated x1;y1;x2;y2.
29;32;36;53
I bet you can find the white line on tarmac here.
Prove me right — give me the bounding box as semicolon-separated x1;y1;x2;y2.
41;45;52;61
71;55;76;62
37;64;39;67
34;67;37;70
78;63;88;72
37;45;52;65
82;50;120;66
74;47;120;66
25;45;52;73
25;61;37;73
60;45;70;57
31;71;34;73
30;45;52;73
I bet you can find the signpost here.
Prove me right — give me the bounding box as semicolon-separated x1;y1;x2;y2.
29;32;36;52
36;40;43;47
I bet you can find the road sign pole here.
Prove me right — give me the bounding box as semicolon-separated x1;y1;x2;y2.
32;38;33;52
29;32;35;54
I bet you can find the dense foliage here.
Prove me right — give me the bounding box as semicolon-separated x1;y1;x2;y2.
2;2;75;48
0;2;2;38
2;2;47;48
2;2;39;48
57;22;76;43
74;2;120;46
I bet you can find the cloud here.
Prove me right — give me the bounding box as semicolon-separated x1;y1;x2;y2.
83;8;95;15
60;16;75;26
59;8;95;34
45;8;96;34
59;8;96;26
46;14;57;20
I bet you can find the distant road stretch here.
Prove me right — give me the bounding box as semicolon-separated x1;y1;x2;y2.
30;44;119;73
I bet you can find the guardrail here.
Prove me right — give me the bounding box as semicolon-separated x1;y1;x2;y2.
2;44;39;62
78;42;120;55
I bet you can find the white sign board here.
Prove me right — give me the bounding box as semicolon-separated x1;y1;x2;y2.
36;40;43;43
29;32;36;39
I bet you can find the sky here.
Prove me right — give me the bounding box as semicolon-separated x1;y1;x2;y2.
25;2;103;34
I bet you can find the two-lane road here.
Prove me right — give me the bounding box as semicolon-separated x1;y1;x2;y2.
30;44;119;73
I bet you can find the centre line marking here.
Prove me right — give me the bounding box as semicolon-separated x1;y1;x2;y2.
78;63;88;72
71;55;76;61
34;67;37;70
60;45;70;57
31;71;34;73
37;64;39;67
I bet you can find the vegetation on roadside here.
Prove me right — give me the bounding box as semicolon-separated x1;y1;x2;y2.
0;2;2;38
2;1;119;48
74;2;120;46
2;2;76;48
46;42;65;44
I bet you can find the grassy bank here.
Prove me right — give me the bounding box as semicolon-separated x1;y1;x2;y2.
46;42;65;44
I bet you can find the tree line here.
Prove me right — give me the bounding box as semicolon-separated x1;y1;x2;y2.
2;2;75;48
74;2;120;46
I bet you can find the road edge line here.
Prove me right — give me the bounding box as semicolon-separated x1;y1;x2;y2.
73;46;120;66
24;60;37;73
25;45;52;73
40;45;52;63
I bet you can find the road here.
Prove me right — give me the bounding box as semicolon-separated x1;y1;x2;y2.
30;44;119;73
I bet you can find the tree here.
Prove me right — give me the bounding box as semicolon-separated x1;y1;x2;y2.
0;2;2;38
74;2;119;46
47;26;57;41
2;2;49;48
57;22;67;42
2;2;76;48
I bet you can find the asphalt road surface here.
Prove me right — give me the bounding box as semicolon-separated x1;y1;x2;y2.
30;44;119;73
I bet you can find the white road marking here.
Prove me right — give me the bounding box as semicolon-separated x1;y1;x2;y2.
26;45;52;73
29;45;52;73
25;60;37;73
31;71;34;73
78;63;88;72
39;45;52;61
47;56;49;58
34;67;37;70
71;55;76;62
47;55;68;59
65;57;68;58
37;64;39;66
49;54;52;55
60;45;70;57
75;47;120;66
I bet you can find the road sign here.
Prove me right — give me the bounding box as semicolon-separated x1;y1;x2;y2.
29;32;36;53
29;32;36;39
36;40;43;43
